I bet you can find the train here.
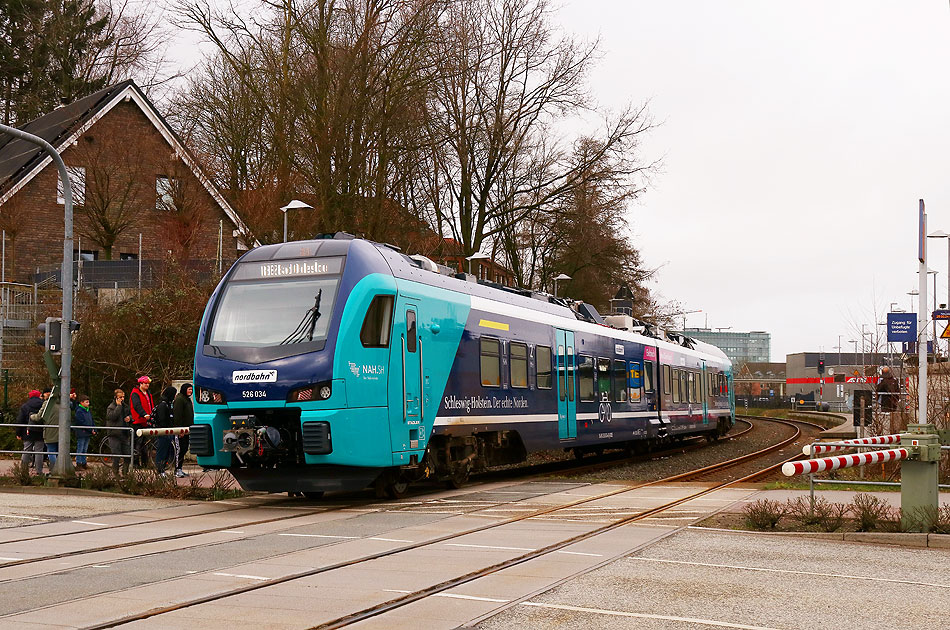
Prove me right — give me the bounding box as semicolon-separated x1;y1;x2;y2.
189;234;735;497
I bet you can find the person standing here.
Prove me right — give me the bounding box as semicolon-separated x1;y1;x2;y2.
129;376;154;467
152;386;177;477
16;390;45;473
105;389;132;476
72;394;95;470
173;383;193;478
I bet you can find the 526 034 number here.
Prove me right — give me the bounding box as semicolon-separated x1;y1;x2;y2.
242;390;267;398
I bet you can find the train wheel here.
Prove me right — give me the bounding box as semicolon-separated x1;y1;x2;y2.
386;477;409;499
573;448;585;460
303;491;324;500
446;465;470;489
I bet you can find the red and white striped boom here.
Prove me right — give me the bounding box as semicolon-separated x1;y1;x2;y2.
782;448;909;476
802;434;901;456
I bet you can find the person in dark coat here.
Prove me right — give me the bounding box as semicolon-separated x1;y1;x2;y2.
16;390;45;472
172;383;193;478
72;394;95;470
875;366;900;412
105;389;132;476
152;386;176;477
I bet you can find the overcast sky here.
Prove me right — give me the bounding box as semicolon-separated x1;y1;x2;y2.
169;1;950;362
551;0;950;361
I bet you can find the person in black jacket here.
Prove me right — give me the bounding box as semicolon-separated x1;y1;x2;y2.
172;383;193;478
16;390;45;473
152;386;176;477
105;389;132;476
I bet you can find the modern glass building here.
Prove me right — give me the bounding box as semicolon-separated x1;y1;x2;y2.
683;329;770;364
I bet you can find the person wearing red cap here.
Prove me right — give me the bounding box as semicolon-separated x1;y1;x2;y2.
129;376;154;467
16;390;45;473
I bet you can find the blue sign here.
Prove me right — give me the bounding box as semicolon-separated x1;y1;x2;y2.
934;309;950;320
888;312;917;343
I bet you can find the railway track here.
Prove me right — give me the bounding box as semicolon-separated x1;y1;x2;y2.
23;415;816;630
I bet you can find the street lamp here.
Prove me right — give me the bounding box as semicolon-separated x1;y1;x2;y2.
280;199;313;243
908;289;919;313
927;230;950;311
552;273;572;297
465;252;490;277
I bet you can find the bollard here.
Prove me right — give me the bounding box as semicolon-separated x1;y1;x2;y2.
900;424;941;532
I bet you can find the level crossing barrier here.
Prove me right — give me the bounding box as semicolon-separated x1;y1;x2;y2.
135;427;190;437
782;448;909;476
802;434;901;455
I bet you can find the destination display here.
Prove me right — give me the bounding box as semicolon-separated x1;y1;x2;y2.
231;257;344;281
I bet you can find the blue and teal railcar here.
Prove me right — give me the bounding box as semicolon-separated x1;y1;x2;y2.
190;235;735;497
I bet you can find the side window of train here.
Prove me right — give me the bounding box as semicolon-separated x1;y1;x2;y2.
578;355;595;401
663;364;671;395
567;345;575;401
627;361;642;402
557;345;566;400
689;372;697;403
643;360;654;392
597;358;611;401
480;337;501;387
510;342;528;388
672;369;680;403
360;295;394;348
613;359;628;402
537;345;553;390
406;310;417;352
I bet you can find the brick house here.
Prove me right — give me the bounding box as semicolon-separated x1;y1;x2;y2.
0;79;252;284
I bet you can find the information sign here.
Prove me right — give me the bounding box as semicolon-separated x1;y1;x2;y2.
887;312;917;343
934;309;950;320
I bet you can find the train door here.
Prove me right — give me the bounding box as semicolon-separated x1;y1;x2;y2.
701;361;709;425
555;329;577;439
390;301;422;453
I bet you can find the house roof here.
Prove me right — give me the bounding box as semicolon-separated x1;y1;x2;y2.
0;80;254;242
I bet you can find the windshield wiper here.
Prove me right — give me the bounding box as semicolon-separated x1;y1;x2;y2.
280;290;323;345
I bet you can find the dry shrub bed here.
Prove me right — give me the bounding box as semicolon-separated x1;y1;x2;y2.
2;462;243;501
735;494;950;534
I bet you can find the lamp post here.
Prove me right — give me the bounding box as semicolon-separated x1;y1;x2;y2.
280;200;313;243
465;252;490;277
552;273;571;297
908;289;919;313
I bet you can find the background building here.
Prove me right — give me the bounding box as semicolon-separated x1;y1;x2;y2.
785;351;903;408
684;328;770;364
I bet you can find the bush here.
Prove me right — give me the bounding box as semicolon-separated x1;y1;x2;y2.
786;496;822;527
814;499;850;532
743;499;786;530
852;493;893;532
935;505;950;535
10;461;32;486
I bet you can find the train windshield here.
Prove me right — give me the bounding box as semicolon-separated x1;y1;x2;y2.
208;257;342;350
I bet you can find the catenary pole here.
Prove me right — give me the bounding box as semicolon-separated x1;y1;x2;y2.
918;200;927;425
0;123;73;476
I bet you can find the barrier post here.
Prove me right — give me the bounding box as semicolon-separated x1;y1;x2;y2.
900;424;941;532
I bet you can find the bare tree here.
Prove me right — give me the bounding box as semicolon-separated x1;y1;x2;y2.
425;0;653;260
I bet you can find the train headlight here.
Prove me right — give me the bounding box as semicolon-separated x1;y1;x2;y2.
196;386;226;404
288;382;332;402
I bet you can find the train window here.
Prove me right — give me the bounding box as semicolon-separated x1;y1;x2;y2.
567;345;575;401
597;358;611;401
613;359;627;403
406;311;417;352
480;337;501;387
360;295;394;348
578;355;595;401
663;365;671;395
510;342;528;388
688;372;697;403
682;372;688;403
537;345;553;390
643;360;654;392
672;369;680;403
628;361;642;402
558;345;566;400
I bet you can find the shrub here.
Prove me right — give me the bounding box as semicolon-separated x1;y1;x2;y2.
935;505;950;535
81;464;116;491
743;499;786;530
814;499;850;532
786;496;822;527
10;461;32;486
851;493;893;531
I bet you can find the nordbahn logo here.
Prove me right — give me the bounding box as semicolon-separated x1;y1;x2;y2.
232;370;277;383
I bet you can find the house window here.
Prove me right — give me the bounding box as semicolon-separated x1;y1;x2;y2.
57;166;85;205
75;249;98;262
480;337;501;387
156;176;178;210
119;252;138;261
510;342;528;388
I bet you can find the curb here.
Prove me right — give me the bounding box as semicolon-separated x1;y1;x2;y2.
693;526;950;549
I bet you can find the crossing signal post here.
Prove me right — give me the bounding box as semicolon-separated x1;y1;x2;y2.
36;318;80;354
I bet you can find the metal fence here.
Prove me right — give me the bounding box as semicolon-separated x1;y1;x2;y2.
33;259;221;290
